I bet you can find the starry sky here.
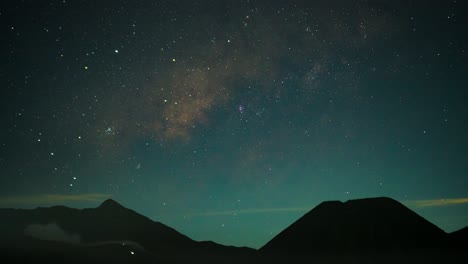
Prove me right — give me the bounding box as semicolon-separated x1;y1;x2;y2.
1;0;468;249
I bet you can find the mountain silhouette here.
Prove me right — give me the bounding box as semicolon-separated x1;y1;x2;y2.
450;226;468;247
261;197;447;252
0;199;254;263
260;197;467;263
0;197;466;264
98;198;127;209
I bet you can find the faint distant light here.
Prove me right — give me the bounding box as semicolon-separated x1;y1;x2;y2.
73;177;77;180
84;66;88;70
50;152;54;156
115;49;119;53
130;251;134;255
172;58;176;62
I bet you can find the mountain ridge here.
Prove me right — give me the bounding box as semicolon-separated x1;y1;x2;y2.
0;198;255;263
98;198;126;209
261;197;449;252
1;197;466;263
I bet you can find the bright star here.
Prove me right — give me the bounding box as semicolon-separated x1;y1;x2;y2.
105;127;114;135
238;105;244;114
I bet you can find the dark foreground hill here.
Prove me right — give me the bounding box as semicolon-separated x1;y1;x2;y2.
0;197;466;264
260;197;467;263
0;199;255;263
450;226;468;246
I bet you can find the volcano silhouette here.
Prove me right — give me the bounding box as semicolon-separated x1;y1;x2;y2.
0;197;466;264
261;197;447;252
259;197;466;263
0;199;254;263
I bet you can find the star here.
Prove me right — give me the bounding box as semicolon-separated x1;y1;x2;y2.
238;104;244;114
105;127;114;135
2;0;466;251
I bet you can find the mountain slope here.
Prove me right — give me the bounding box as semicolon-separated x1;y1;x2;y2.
1;199;192;250
0;199;255;263
261;197;448;252
450;226;468;246
1;197;466;264
259;197;468;263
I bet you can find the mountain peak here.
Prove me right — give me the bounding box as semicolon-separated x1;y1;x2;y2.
312;197;400;211
345;196;400;205
98;198;125;210
314;200;343;208
261;196;447;253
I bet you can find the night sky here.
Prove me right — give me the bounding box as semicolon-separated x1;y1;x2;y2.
1;0;468;249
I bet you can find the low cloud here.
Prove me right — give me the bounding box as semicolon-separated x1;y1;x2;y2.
0;193;111;207
405;198;468;208
191;198;468;217
24;223;81;244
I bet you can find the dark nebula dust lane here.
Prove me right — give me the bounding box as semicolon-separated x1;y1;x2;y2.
1;0;467;248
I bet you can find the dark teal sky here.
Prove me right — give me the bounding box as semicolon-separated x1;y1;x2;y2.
1;0;467;249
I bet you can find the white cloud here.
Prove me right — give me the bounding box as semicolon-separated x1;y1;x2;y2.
24;223;81;244
405;198;468;208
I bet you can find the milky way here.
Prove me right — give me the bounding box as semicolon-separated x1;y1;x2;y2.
1;0;467;248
